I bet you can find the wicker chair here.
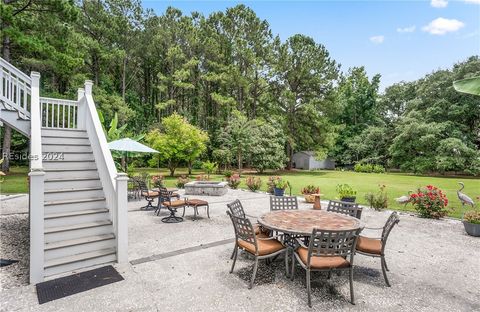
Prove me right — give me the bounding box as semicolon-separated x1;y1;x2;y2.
227;211;287;289
291;228;362;307
270;196;299;211
326;200;361;218
355;212;400;286
137;180;159;210
156;187;186;223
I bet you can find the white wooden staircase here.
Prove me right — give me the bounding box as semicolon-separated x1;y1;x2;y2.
0;58;128;283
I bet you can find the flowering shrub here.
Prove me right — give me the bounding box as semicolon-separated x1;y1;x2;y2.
301;185;320;195
364;184;388;211
245;176;262;192
176;175;190;188
196;174;209;181
464;210;480;224
151;175;165;188
409;185;450;219
266;176;279;194
228;174;241;189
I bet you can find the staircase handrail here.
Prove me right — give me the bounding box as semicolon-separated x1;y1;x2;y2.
0;57;31;82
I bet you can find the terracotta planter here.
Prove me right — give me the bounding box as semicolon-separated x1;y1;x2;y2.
304;194;315;203
463;221;480;237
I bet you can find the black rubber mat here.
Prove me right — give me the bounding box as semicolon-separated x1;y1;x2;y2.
36;265;124;304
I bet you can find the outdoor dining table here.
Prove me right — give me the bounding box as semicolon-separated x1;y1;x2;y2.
257;210;363;246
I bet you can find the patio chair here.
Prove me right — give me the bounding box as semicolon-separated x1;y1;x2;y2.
291;228;363;307
270;196;298;211
326;200;361;218
138;180;159;210
355;212;400;286
227;211;287;289
227;199;269;259
156;187;186;223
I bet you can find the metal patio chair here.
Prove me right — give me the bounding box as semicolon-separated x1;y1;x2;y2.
355;211;400;286
327;200;361;219
291;228;363;307
138;179;159;210
227;211;287;289
156;187;186;223
270;195;298;211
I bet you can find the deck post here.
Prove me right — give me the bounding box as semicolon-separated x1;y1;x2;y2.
115;173;129;263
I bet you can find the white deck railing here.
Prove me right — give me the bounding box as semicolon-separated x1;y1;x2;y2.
0;58;31;119
40;97;79;129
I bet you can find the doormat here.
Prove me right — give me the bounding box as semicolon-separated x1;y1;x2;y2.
36;265;124;304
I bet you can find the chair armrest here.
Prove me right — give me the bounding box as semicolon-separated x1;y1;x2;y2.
365;227;384;230
257;235;283;241
294;237;308;249
360;235;382;240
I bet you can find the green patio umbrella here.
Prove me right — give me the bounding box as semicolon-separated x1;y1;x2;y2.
453;76;480;96
108;138;158;172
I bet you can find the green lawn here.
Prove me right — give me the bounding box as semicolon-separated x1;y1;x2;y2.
2;166;479;219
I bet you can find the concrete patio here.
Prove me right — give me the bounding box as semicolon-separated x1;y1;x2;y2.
1;189;479;311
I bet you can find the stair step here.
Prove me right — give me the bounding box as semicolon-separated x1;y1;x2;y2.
45;208;108;219
43;144;92;153
45;220;112;234
43;152;94;161
44;248;116;269
45;177;100;183
45;197;106;207
42;128;88;138
45;234;115;251
45;169;99;179
44;187;103;194
43;160;97;170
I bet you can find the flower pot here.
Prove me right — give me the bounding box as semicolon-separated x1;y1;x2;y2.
463;221;480;237
304;194;315;203
274;188;285;196
341;196;356;203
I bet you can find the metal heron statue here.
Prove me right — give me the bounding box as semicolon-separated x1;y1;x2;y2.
395;190;413;207
457;182;475;218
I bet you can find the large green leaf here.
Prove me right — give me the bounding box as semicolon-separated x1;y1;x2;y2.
453;77;480;96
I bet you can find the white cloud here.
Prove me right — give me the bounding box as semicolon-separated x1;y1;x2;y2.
370;35;385;44
431;0;448;7
464;0;480;4
422;18;465;35
397;25;416;33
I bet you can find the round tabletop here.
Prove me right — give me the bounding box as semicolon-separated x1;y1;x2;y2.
257;210;362;236
153;187;178;193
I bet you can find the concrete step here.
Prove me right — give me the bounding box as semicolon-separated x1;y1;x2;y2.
44;248;116;277
44;168;99;180
44;177;102;191
44;197;106;214
43;160;97;170
42;143;92;153
42;135;90;145
45;220;113;243
41;128;88;138
44;234;115;261
44;187;104;203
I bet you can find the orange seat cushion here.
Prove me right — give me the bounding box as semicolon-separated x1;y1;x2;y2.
297;247;350;269
186;199;208;206
237;236;284;256
163;200;186;207
356;236;382;255
142;191;159;197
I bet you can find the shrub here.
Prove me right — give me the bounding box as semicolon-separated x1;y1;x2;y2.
364;184;388;211
176;175;190;188
223;170;233;178
266;176;278;194
151;175;165;188
409;185;450;219
202;161;218;179
196;174;209;181
336;184;357;199
273;177;289;190
228;174;241;189
464;210;480;224
192;159;203;169
245;176;262;192
301;185;320;195
354;163;385;173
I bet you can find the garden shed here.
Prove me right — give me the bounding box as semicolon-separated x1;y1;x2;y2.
292;151;335;170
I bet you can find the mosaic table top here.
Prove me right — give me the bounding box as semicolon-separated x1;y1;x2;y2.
258;210;362;235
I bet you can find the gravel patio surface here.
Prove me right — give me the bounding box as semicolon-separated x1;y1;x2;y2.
0;189;479;311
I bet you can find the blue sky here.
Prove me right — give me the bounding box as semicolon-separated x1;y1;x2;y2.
142;0;480;90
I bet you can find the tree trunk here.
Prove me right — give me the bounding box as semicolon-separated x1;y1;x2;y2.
122;57;127;100
2;17;12;172
188;160;192;175
168;161;175;177
286;142;293;170
237;152;242;176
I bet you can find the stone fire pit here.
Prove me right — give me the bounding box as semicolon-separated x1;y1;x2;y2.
184;181;228;196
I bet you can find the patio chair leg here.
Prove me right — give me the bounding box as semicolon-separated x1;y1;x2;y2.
230;247;238;273
307;269;312;308
381;257;391;287
249;258;259;289
284;249;290;277
327;270;331;279
206;204;210;218
230;243;237;260
290;255;295;281
182;206;186;217
383;257;390;271
349;268;355;305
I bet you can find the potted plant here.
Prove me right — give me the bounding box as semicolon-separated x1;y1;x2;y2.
336;184;357;202
409;185;450;219
463;210;480;237
273;178;289;196
301;185;320;203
